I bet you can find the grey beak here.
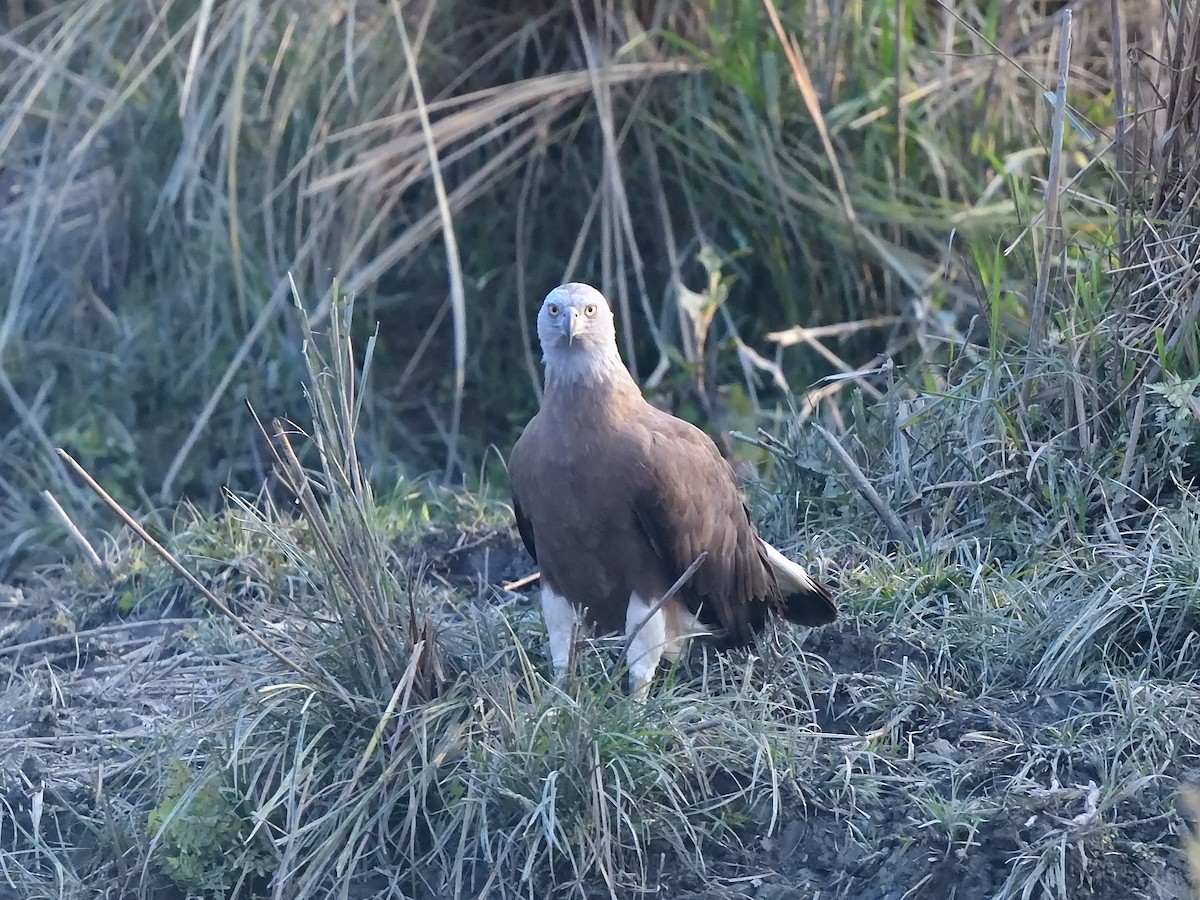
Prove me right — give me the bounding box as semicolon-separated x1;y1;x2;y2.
567;308;583;344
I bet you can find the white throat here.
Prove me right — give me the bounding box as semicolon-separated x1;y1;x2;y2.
543;344;628;389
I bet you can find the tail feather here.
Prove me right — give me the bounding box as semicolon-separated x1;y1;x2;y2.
759;539;838;626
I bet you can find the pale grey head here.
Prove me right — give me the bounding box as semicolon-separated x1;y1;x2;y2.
536;283;625;385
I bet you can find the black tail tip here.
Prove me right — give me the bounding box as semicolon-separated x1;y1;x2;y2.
782;581;837;627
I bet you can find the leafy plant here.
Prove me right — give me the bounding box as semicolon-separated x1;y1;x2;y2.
148;759;273;897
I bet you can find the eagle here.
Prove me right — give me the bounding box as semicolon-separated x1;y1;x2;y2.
508;283;837;698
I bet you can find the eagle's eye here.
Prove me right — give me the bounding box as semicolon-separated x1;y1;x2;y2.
584;304;597;317
547;303;560;317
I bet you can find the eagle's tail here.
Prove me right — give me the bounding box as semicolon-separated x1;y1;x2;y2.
759;539;838;626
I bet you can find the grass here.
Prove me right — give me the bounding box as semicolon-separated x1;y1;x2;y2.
0;0;1142;573
2;0;1200;898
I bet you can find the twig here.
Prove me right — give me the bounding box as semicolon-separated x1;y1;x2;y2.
813;425;915;548
777;327;885;401
502;571;541;592
1001;139;1115;257
56;449;308;677
41;490;109;577
621;551;709;664
766;317;901;346
0;618;196;659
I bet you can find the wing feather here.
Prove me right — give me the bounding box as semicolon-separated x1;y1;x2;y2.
508;420;539;565
512;492;537;563
628;412;775;645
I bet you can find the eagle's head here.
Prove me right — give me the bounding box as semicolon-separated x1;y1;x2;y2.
536;283;626;388
536;282;616;355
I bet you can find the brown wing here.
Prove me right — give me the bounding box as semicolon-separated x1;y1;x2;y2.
508;420;539;565
512;492;537;563
626;409;779;646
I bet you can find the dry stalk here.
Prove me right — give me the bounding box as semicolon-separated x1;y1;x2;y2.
268;418;395;681
502;571;541;592
761;0;858;231
56;448;307;676
41;489;108;577
1023;7;1073;403
813;424;915;548
1110;0;1128;259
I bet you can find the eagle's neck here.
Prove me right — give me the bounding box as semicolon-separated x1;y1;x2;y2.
542;344;644;419
543;342;631;389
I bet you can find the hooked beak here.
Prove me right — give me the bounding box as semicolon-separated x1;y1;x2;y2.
567;308;584;345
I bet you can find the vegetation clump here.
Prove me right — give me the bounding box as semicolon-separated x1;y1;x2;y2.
147;760;274;897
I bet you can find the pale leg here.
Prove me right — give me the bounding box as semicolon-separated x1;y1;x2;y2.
662;603;706;663
540;585;577;677
625;593;666;700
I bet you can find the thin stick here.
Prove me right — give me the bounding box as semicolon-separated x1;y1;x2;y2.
814;425;915;548
502;571;541;592
41;490;108;577
790;331;886;401
621;551;709;663
766;317;901;346
56;449;308;677
1001;139;1115;257
0;618;195;659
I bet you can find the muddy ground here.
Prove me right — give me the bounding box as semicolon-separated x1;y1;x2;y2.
1;526;1196;899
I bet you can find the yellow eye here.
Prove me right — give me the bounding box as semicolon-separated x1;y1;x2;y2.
547;303;560;316
584;304;597;317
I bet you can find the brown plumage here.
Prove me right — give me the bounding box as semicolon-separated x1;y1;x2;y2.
508;283;836;697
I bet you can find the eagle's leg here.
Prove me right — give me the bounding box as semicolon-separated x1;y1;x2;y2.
662;604;706;663
540;584;577;679
624;593;667;701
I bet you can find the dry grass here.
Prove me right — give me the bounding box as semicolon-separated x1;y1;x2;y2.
0;0;1160;575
